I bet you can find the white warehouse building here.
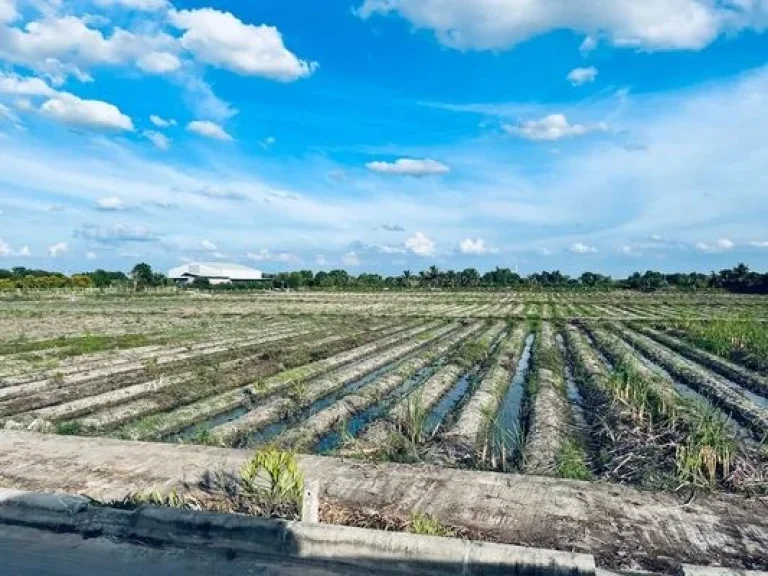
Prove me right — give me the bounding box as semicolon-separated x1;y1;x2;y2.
167;262;264;286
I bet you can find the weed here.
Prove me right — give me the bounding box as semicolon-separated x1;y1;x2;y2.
409;512;456;537
396;396;428;445
55;421;82;436
556;439;593;480
239;446;304;514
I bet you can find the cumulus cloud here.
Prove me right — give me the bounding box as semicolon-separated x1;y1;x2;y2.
749;241;768;248
169;8;318;81
85;251;97;260
366;158;450;176
342;251;361;266
405;232;435;257
570;242;598;254
187;120;233;141
567;66;598;86
200;239;217;251
137;52;181;74
504;114;608;141
143;130;170;150
0;73;56;96
459;238;488;255
17;245;30;256
149;114;176;128
96;196;126;210
0;14;177;82
41;93;134;131
47;241;69;257
355;0;764;52
381;223;405;232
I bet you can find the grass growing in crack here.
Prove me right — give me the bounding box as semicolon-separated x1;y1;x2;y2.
409;512;456;537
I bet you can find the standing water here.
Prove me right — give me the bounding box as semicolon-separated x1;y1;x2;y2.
489;334;534;468
556;335;588;430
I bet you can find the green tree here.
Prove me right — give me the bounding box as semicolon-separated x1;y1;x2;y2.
131;262;154;291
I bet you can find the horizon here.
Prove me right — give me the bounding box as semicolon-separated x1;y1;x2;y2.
1;1;767;275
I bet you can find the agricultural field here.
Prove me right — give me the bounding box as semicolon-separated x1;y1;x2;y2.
1;290;767;494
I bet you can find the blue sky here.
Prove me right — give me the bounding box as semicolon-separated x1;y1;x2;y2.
0;0;767;276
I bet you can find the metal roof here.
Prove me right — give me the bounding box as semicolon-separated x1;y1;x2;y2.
167;262;264;281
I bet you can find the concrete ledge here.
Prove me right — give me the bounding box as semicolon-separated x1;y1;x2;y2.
683;566;768;576
0;489;595;576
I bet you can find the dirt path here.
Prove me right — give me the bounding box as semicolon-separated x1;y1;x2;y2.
0;430;767;572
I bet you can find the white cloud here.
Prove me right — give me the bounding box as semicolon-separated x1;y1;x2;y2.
0;238;12;256
696;238;735;252
579;35;598;55
570;242;598;254
149;114;175;128
78;223;159;244
212;251;227;259
537;247;553;256
260;136;276;149
168;8;318;81
0;73;56;96
459;238;488;255
341;251;360;266
749;241;768;248
96;196;126;210
200;239;217;251
247;248;300;263
355;0;764;52
137;52;181;74
716;237;734;250
47;241;69;257
567;66;598;86
405;232;435;257
504;114;608;141
0;14;177;81
17;245;30;256
0;0;17;24
94;0;168;11
187;120;233;141
41;93;134;131
315;255;327;266
366;158;450;176
143;130;170;150
85;251;97;260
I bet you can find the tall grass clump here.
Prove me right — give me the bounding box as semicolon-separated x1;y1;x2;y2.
672;316;768;373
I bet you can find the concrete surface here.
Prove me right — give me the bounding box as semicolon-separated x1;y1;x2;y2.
0;523;357;576
1;430;767;572
0;489;595;576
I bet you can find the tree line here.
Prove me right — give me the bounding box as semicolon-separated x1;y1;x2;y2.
3;263;765;294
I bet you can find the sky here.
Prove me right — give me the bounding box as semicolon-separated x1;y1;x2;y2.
0;0;767;277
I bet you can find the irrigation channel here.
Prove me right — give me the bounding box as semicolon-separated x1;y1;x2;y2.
0;299;766;492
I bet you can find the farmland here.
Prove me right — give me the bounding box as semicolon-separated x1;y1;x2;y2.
1;290;767;494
